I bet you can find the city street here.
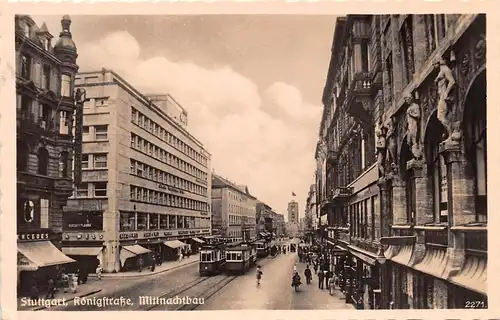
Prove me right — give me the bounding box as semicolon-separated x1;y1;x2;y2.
30;239;352;311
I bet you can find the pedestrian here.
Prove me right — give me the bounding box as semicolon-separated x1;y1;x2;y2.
138;257;144;272
29;280;39;300
324;270;330;290
313;262;318;274
178;250;183;262
45;278;56;299
96;264;103;281
61;272;69;293
318;269;324;289
304;265;312;284
151;260;156;272
293;263;297;273
69;274;78;294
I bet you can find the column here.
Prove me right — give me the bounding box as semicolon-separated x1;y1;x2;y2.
407;159;432;266
391;176;407;227
377;178;391;237
440;142;474;276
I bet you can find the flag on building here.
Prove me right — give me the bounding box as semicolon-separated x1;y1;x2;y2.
292;192;296;196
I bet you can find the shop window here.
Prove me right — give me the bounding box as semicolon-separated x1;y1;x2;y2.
95;125;108;140
22;199;35;223
149;214;159;230
120;212;135;231
37;147;49;175
76;183;89;197
17;140;29;172
160;215;168;229
94;182;107;197
136;213;147;230
59;151;69;178
177;216;184;229
168;215;176;229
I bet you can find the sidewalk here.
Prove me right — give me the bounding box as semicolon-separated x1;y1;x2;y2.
17;278;103;311
88;255;199;279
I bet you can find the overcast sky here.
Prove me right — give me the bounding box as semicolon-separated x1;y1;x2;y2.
33;15;336;220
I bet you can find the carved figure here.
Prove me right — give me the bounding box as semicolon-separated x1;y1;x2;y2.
375;123;387;177
434;57;456;140
405;94;422;159
386;116;397;167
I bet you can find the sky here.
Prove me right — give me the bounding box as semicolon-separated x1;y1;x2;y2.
33;15;336;221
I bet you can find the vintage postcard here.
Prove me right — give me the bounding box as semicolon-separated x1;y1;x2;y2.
0;2;498;320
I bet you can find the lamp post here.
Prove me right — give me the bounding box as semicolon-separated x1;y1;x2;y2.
375;248;388;309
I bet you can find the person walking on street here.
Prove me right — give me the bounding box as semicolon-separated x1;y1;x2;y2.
325;270;331;290
318;269;325;289
45;278;56;299
313;262;318;274
304;265;312;284
293;263;297;273
96;264;103;281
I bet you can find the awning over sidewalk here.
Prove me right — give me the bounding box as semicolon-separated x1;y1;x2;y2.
259;232;267;237
449;255;487;295
348;245;377;266
119;244;151;267
163;240;188;249
191;237;205;244
18;241;75;271
62;247;103;256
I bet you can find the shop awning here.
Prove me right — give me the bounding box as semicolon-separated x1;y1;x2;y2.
119;244;151;267
18;241;75;271
62;247;103;256
413;248;448;279
348;245;377;266
259;233;267;237
163;240;188;249
191;237;205;244
389;245;414;266
449;255;487;295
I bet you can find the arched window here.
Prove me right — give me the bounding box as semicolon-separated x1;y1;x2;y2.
37;147;49;175
59;151;69;178
426;115;448;223
17;140;29;172
464;71;487;222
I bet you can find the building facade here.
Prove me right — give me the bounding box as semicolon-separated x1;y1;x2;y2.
271;211;285;237
62;70;212;273
211;174;257;242
287;200;299;223
316;14;487;309
16;15;80;295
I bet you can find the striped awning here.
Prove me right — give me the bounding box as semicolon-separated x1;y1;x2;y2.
18;241;75;271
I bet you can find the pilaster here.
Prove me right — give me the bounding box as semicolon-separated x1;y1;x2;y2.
391;176;407;226
377;178;392;237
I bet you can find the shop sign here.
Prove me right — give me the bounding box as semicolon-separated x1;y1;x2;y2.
18;232;50;241
143;231;160;238
119;229;209;240
167;186;184;194
63;232;104;241
158;184;167;190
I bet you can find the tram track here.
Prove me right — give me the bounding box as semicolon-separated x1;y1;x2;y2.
174;275;237;311
142;276;212;311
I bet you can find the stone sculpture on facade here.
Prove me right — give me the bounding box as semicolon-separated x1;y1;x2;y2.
434;56;456;141
385;116;397;172
405;93;423;159
375;122;387;177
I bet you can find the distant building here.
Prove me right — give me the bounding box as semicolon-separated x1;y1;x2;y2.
63;69;212;273
211;174;257;242
287;200;299;223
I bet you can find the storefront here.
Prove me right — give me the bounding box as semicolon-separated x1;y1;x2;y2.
119;243;152;271
347;246;380;309
17;235;75;297
163;239;189;260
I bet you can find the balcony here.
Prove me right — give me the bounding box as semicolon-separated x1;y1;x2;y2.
55;178;74;193
345;72;373;131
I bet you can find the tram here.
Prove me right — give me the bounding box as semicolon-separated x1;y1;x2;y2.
255;239;270;258
199;243;226;276
240;241;258;266
224;245;252;274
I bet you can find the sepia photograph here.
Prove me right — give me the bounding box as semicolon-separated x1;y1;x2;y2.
8;11;489;313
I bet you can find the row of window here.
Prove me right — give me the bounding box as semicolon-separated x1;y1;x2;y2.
120;212;211;231
83;125;108;141
130;185;209;212
229;203;253;216
131;107;208;167
19;54;52;91
131;133;208;181
130;159;208;197
17;141;72;179
75;182;108;198
349;196;377;240
228;214;254;226
200;251;226;262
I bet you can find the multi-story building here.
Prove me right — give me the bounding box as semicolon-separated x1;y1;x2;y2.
287;200;299;223
62;69;212;273
211;174;257;242
256;202;273;234
317;14;487;309
271;212;285;237
16;15;80;295
304;184;317;241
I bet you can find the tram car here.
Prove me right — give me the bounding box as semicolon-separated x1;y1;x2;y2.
199;243;226;276
256;240;270;258
224;245;252;274
240;241;257;266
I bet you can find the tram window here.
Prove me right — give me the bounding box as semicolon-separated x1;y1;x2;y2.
211;251;215;261
236;253;242;260
201;253;211;262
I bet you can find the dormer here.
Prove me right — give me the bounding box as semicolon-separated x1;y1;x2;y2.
36;22;53;51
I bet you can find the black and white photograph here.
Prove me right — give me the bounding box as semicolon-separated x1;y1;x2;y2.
0;8;493;315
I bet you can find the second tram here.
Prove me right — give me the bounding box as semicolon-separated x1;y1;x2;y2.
225;245;252;274
199;243;226;276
